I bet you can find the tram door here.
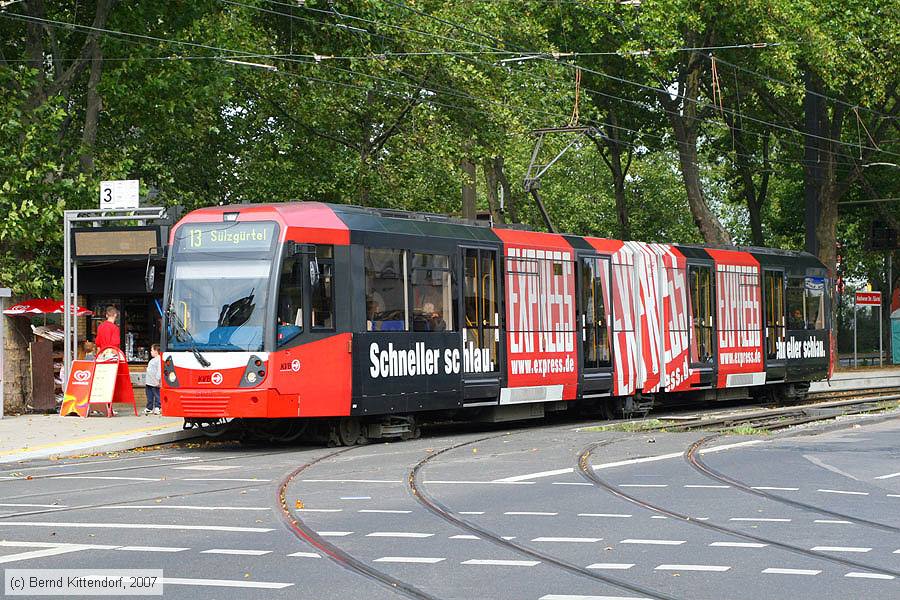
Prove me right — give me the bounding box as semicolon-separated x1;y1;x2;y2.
762;269;786;380
688;263;716;386
578;255;613;394
460;248;503;401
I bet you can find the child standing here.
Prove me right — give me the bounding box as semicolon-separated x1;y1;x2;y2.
144;344;161;415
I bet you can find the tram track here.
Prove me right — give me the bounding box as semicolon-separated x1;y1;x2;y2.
576;440;900;579
684;435;900;534
276;445;439;600
407;434;679;600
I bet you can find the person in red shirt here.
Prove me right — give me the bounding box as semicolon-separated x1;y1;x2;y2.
95;305;121;350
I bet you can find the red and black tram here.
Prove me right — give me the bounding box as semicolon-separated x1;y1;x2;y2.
161;202;833;443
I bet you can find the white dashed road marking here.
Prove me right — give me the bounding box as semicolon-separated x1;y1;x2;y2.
586;563;635;570
551;482;592;486
814;519;852;524
540;595;650;600
709;542;768;548
450;535;480;540
340;496;371;500
374;557;445;564
655;564;731;572
817;489;868;496
504;511;558;516
752;487;799;491
183;478;271;482
578;513;632;518
317;531;353;537
462;559;540;567
174;465;242;471
302;479;401;484
200;549;273;556
874;472;900;480
366;532;434;538
619;484;667;488
531;537;601;543
845;572;895;580
730;518;791;522
287;551;321;558
359;509;412;514
110;505;269;511
297;509;343;513
762;568;821;575
684;484;730;489
494;467;573;483
0;503;67;508
621;539;685;546
58;476;161;481
118;546;189;553
459;512;485;515
810;546;871;553
163;577;292;589
0;522;273;532
0;546;93;564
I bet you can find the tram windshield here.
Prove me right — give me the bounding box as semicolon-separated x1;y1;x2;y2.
167;261;272;352
166;221;277;352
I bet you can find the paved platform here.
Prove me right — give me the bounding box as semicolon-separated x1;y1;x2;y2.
0;407;195;464
812;366;900;392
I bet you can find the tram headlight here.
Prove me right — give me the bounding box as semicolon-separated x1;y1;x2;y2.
239;354;265;388
167;371;177;383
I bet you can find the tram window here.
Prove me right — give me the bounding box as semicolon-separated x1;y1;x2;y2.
277;256;303;347
764;270;785;359
581;257;611;369
410;253;455;332
805;278;825;329
786;278;806;329
365;248;408;331
688;265;714;365
311;245;334;329
464;248;500;371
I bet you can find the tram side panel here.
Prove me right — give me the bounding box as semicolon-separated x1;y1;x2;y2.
653;244;696;393
705;249;767;389
499;233;578;402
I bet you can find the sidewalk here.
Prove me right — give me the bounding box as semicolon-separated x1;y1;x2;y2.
811;366;900;393
0;407;197;464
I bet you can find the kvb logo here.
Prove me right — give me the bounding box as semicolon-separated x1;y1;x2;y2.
210;372;223;385
73;370;92;382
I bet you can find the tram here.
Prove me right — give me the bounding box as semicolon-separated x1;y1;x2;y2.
160;202;833;444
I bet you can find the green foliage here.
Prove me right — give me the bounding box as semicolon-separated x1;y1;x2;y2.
0;0;897;297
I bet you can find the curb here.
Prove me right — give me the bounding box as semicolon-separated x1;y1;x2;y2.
0;426;201;464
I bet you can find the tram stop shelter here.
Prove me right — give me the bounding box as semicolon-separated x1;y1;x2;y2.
62;206;180;408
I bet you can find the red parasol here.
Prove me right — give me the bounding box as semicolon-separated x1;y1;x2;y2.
3;299;93;317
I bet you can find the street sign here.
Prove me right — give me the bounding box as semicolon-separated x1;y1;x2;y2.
99;180;140;210
855;291;882;306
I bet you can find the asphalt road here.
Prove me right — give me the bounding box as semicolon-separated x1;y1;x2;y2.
1;413;899;600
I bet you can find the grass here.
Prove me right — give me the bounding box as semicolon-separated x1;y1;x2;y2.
585;419;667;433
722;425;770;436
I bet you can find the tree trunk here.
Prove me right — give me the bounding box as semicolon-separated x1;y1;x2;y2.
814;105;847;275
672;123;732;244
659;56;732;245
79;37;103;172
461;157;477;220
494;156;517;223
483;157;507;224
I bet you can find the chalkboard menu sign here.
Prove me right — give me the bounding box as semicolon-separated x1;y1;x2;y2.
174;221;277;253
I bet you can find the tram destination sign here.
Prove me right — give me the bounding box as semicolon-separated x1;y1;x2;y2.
175;221;277;253
855;291;882;306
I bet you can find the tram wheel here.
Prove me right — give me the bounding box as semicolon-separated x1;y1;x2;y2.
336;417;365;446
